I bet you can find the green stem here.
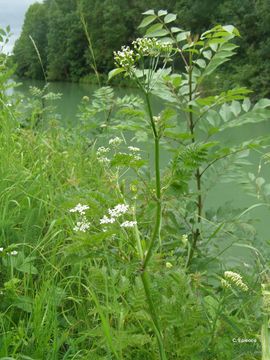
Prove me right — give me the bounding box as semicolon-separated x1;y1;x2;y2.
133;89;165;358
207;294;225;350
141;271;167;360
142;91;162;269
186;55;202;267
78;4;100;87
262;315;270;360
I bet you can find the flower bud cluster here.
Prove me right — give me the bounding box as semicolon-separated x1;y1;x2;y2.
132;37;159;57
132;38;172;58
113;38;173;72
113;46;137;70
222;271;248;292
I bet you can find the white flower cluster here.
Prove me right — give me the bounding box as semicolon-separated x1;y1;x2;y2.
109;203;129;217
99;203;137;229
100;203;129;225
73;218;90;232
100;215;116;224
97;146;110;156
113;46;136;69
69;203;89;215
132;37;159;57
132;37;173;58
97;156;110;165
128;146;142;161
109;137;123;147
70;203;90;232
222;271;248;292
120;220;137;228
96;140;142;166
97;141;120;164
114;38;172;71
128;146;141;152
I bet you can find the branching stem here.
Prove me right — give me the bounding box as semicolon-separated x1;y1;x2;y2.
186;54;202;266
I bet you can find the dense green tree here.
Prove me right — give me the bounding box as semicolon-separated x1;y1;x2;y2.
13;2;48;79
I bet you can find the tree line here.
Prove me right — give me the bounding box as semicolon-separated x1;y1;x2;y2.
12;0;270;99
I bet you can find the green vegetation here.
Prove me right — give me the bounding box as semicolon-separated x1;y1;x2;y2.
1;9;270;360
12;0;270;99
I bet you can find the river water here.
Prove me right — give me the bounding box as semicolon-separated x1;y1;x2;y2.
13;79;270;259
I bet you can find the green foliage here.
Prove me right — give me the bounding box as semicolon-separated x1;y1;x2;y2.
13;3;48;79
1;9;270;360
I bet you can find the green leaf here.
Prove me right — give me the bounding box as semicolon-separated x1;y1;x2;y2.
146;23;163;34
146;29;169;37
200;42;238;79
13;295;33;313
220;103;233;122
253;98;270;109
138;15;157;29
164;13;177;24
194;59;206;68
176;31;190;42
202;50;212;60
242;98;251;112
142;9;155;15
15;256;38;275
222;25;240;36
221;106;270;130
158;10;168;16
108;68;125;81
231;100;241;117
158;37;174;44
204;295;219;320
171;27;184;33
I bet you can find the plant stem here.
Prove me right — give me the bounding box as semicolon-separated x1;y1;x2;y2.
135;90;165;359
78;4;100;87
141;271;167;360
262;315;270;360
142;91;162;269
186;57;202;267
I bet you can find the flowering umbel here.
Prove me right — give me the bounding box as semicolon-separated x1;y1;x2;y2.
70;203;90;232
113;37;173;73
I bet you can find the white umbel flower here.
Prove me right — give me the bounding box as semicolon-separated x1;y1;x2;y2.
108;204;129;218
109;137;122;147
128;146;141;152
97;146;110;156
120;220;137;228
100;215;116;224
70;203;89;215
73;217;90;232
